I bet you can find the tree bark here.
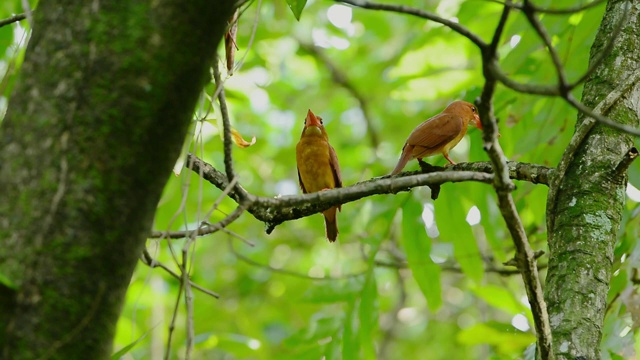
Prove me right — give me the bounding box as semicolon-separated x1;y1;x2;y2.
0;1;235;358
545;1;640;359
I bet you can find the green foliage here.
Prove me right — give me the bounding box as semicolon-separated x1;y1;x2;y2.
3;0;640;359
285;0;307;21
401;199;442;311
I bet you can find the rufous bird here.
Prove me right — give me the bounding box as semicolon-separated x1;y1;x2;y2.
296;109;343;242
390;100;482;175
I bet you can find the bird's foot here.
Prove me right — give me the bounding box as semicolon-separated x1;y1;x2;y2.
418;159;444;173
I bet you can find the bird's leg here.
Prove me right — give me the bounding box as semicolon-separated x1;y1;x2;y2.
443;152;457;165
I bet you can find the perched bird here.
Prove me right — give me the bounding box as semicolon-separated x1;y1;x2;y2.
390;100;482;175
296;109;343;242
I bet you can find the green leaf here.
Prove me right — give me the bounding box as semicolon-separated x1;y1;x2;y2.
358;239;379;360
285;0;307;21
401;200;442;311
111;328;151;360
358;273;377;360
436;186;484;283
472;284;529;316
609;350;625;360
342;298;359;360
0;272;16;289
457;322;535;355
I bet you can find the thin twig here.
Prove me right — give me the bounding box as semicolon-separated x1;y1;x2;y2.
485;0;606;15
478;1;554;358
375;259;548;276
335;0;486;49
182;242;195;359
563;93;640;136
141;249;220;299
164;276;184;360
0;13;26;28
522;0;568;92
212;58;237;183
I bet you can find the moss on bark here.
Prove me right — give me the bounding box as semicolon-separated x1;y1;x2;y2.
0;1;235;358
545;2;640;359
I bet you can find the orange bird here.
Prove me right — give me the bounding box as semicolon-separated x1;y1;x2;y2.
390;100;482;175
296;109;343;242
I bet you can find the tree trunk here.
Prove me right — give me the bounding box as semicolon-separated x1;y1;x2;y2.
0;1;235;358
545;1;640;359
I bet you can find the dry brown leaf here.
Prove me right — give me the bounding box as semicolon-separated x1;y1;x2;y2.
231;128;257;148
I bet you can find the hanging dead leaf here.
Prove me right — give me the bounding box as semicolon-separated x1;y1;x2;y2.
231;128;256;148
224;9;240;75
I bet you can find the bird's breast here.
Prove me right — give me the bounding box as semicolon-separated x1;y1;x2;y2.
296;138;335;193
443;126;469;152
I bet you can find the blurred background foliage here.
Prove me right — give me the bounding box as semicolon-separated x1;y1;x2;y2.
1;0;640;359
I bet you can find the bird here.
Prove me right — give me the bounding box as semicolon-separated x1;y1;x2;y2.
390;100;482;175
296;109;343;242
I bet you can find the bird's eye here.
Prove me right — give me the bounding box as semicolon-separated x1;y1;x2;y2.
318;116;324;124
472;106;477;113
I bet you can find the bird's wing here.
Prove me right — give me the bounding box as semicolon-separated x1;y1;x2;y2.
328;144;342;211
406;113;463;150
329;144;342;188
297;168;308;194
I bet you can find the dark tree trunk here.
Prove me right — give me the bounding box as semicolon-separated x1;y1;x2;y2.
0;1;235;358
545;1;640;358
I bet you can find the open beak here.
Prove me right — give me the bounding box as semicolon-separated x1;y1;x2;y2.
305;109;322;127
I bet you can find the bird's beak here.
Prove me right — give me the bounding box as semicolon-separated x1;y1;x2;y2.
473;113;502;137
473;113;483;131
306;109;322;127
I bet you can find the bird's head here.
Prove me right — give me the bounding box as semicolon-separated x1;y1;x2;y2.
301;109;327;138
445;101;482;130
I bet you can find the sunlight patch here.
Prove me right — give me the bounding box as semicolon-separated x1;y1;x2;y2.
511;314;530;332
627;182;640;202
465;205;481;226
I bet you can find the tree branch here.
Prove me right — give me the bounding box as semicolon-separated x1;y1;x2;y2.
613;147;639;181
188;155;493;231
522;0;568;92
185;154;555;233
335;0;487;49
0;13;26;28
486;0;606;15
478;2;554;358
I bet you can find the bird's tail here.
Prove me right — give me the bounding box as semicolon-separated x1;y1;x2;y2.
390;144;414;175
323;206;339;242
